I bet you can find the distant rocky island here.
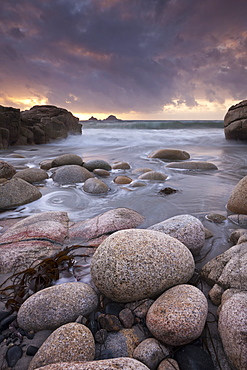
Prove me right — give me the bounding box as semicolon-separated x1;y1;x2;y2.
87;115;122;123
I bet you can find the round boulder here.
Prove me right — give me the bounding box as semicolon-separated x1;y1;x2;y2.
148;149;190;160
112;161;130;169
83;159;111;171
218;289;247;370
83;178;108;194
91;229;195;302
138;171;167;181
0;160;16;178
148;214;205;255
13;168;48;183
28;323;95;370
114;175;132;184
0;178;42;210
227;175;247;214
146;284;208;346
34;358;150;370
52;165;94;184
51;154;83;167
17;282;98;332
166;161;218;170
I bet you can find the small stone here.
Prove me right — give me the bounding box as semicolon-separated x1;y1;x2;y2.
52;165;94;184
98;314;122;331
114;175;132;184
95;329;108;344
130;180;147;187
133;338;170;370
26;345;39;356
51;154;83;167
93;169;110;177
6;345;22;367
205;213;226;223
166;161;218;170
112;161;130;169
83;178;109;194
119;308;135;328
148;148;190;160
126;299;154;319
208;284;224;306
39;159;53;170
84;159;111;172
138;171;167;181
13;168;48;183
158;358;180;370
0;160;16;178
158;187;177;195
132;168;153;174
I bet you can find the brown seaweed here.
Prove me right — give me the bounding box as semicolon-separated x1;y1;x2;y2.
0;245;89;311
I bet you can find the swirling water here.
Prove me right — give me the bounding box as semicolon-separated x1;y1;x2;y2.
0;120;247;264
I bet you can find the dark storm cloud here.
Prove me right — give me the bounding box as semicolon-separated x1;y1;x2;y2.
0;0;247;114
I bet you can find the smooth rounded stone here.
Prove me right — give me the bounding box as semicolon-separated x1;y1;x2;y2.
114;175;132;184
119;308;135;328
133;338;170;370
204;227;213;239
201;242;247;290
174;344;215;370
13;167;48;183
17;282;98;332
83;178;108;194
34;357;150;370
0;240;61;273
146;284;208;346
95;325;147;359
166;161;218;170
84;159;111;172
91;229;195;302
129;180;147;187
208;283;224;306
229;228;247;244
6;345;22;367
138;171;167;181
148;148;190;160
148;214;205;255
224;99;247;140
158;358;180;370
93;169;110;177
95;329;108;344
126;299;154;319
51;154;83;167
132;167;153;174
0;178;42;209
52;165;94;184
39;159;53;170
228;214;247;227
218;289;247;370
0;160;16;178
112;161;130;170
28;323;95;370
98;314;122;331
158;187;178;195
205;213;226;223
227;175;247;214
69;208;145;244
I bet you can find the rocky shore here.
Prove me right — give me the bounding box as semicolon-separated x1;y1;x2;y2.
0;146;246;370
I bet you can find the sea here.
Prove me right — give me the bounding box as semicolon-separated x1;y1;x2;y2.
0;119;247;266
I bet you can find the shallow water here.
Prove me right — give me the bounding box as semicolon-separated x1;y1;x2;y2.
0;123;246;265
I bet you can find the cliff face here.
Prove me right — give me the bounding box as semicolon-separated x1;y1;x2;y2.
0;105;82;149
224;100;247;140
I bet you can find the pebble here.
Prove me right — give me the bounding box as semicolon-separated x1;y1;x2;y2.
138;171;167;181
148;148;190;160
112;161;131;169
93;169;110;177
158;358;180;370
83;159;111;172
51;154;83;167
83;178;109;194
98;314;122;331
52;165;94;184
6;345;23;367
133;338;170;370
119;308;135;328
114;175;132;184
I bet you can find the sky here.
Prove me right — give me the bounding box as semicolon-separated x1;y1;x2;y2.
0;0;247;121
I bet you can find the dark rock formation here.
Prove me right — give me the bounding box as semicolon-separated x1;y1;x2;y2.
103;115;122;122
224;100;247;140
0;104;82;148
0;106;21;149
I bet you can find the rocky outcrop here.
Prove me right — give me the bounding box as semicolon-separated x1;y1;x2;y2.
224;100;247;140
0;104;82;148
0;106;20;148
